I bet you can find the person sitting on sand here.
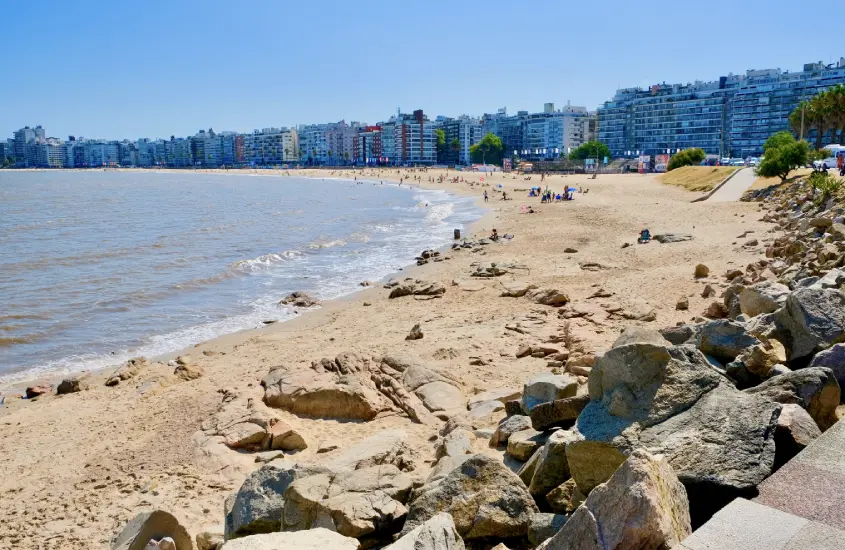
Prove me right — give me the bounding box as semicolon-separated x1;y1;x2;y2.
528;207;535;214
490;229;500;241
638;228;651;244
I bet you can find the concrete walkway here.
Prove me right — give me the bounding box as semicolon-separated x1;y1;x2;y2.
679;419;845;549
706;168;758;202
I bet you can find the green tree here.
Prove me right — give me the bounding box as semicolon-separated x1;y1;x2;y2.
449;138;461;164
569;141;610;161
756;132;810;182
344;151;350;164
434;128;447;163
469;133;504;166
667;148;707;171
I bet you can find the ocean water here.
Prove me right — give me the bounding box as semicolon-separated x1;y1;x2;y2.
0;170;480;383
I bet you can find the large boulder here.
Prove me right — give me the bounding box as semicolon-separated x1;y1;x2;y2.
745;367;840;431
739;281;790;318
566;342;780;526
261;367;385;420
219;529;359;550
808;343;845;402
521;373;578;413
281;465;414;540
112;510;192;550
401;455;539;540
774;288;845;361
696;320;761;363
385;513;465;550
539;450;691;550
225;460;329;539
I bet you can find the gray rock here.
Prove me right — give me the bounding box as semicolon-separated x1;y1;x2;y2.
546;479;585;515
540;450;691;550
326;429;413;472
490;415;532;446
521;373;578;413
385;513;465;550
774;288;845;361
468;388;521;409
811;268;845;290
528;513;568;547
567;342;780;526
225;460;329;539
401;455;539;540
696;320;761;362
808;343;845;402
529;429;579;501
112;510;192;550
745;367;840;431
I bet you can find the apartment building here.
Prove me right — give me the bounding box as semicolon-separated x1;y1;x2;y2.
354;126;382;164
14;126;40;167
324;121;360;164
165;137;193;167
243;127;298;165
379;110;436;165
439;115;482;165
598;58;845;158
298;123;328;164
35;138;64;168
482;109;524;158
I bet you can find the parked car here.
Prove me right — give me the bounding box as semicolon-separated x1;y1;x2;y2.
730;158;746;166
748;157;759;167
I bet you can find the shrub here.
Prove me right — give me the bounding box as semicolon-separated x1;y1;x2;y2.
667;148;706;171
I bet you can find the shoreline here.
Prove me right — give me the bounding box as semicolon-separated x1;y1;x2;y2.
0;167;494;392
0;168;775;549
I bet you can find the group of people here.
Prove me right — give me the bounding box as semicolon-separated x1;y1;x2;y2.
529;187;575;203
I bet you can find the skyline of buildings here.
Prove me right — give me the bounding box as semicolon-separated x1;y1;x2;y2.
598;57;845;158
6;56;845;169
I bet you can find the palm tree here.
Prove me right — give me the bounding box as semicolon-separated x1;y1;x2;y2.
344;151;350;164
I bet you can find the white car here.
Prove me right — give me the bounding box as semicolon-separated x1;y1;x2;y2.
730;159;746;166
748;158;759;167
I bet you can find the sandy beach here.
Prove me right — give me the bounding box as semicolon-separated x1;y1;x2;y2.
0;167;771;549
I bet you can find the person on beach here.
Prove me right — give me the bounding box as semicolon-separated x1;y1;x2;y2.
490;229;499;241
484;190;488;202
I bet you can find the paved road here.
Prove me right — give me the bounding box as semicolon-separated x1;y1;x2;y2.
706;168;758;202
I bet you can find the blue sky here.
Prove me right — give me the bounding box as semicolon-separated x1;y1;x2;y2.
2;0;838;140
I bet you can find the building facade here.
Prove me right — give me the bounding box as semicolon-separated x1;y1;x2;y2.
439;116;482;165
243;127;298;165
380;110;436;165
354;126;382;164
598;58;845;158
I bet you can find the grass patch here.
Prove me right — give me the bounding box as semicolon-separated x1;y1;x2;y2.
749;167;814;190
660;166;738;192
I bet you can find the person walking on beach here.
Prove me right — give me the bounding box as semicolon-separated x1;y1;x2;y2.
484;190;488;202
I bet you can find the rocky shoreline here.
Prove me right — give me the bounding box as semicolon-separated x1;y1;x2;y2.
2;169;842;549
